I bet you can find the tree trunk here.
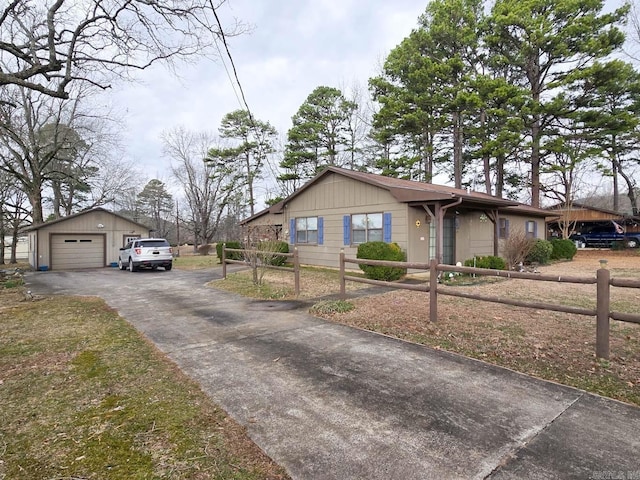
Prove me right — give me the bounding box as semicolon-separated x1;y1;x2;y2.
29;190;44;224
10;225;19;264
529;51;542;208
495;153;505;198
481;109;492;195
531;115;541;208
618;165;638;215
245;151;255;216
611;143;620;212
453;111;463;189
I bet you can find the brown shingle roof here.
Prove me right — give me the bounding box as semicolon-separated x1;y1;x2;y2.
242;166;550;223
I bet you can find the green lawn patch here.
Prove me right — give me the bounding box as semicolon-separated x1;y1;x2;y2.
0;295;288;480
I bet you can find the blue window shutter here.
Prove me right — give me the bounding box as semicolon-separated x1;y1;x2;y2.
289;218;295;244
343;215;351;245
318;217;324;245
383;212;392;243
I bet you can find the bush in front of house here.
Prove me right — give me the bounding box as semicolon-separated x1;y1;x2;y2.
463;255;506;270
550;239;578;260
356;241;406;281
197;244;212;256
611;240;627;251
216;241;243;262
525;239;553;265
258;240;289;266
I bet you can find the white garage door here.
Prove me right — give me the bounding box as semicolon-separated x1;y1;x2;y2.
51;234;105;269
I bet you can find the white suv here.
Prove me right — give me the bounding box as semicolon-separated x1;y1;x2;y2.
118;238;173;272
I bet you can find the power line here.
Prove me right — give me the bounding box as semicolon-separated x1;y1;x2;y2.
209;2;284;203
210;2;255;123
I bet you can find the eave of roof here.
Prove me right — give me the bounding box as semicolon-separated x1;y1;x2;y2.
240;166;543;224
21;207;150;232
238;200;285;225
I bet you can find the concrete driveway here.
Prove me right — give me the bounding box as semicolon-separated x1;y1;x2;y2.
26;267;640;480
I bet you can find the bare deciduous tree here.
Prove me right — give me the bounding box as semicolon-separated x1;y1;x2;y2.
0;0;245;100
163;126;243;249
0;84;135;223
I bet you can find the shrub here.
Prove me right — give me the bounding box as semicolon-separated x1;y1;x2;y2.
197;244;212;256
216;241;243;262
525;239;553;265
463;255;506;270
550;239;577;260
258;240;289;266
356;241;406;281
611;240;627;251
501;229;536;270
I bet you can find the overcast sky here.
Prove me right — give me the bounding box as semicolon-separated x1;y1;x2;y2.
108;0;427;203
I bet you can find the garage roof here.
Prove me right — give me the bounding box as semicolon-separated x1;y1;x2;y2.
21;207;150;232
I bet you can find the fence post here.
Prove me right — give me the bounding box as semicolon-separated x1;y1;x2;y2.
429;258;438;322
221;243;226;279
294;247;300;297
339;249;346;300
596;262;610;360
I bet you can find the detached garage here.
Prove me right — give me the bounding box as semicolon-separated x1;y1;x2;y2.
23;208;151;271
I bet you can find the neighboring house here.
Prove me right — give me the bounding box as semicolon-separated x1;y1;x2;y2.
241;166;551;268
545;202;640;238
2;236;28;262
22;207;151;270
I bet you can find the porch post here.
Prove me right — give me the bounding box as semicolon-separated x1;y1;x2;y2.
435;202;443;264
493;210;499;257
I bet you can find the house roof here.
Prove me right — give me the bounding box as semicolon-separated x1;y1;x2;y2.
546;201;628;217
242;166;549;224
239;200;285;225
21;207;150;232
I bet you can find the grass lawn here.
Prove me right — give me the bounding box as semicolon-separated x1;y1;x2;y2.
214;252;640;407
0;270;288;480
172;253;219;270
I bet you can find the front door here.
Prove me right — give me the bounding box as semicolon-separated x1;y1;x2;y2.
427;216;456;264
442;217;455;265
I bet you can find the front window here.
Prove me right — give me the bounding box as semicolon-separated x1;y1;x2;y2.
296;217;318;244
525;220;536;238
352;213;383;244
499;218;509;239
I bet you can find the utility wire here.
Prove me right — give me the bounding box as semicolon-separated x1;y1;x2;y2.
209;1;285;205
210;1;255;123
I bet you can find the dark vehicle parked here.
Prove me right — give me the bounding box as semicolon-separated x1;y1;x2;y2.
570;223;640;249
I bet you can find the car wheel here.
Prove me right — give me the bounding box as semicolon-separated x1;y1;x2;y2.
118;258;126;270
129;258;136;272
165;264;172;271
626;238;639;248
575;237;587;248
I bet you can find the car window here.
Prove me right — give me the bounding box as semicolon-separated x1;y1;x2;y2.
124;242;132;249
139;240;170;248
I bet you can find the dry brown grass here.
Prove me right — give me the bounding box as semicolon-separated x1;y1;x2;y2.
219;250;640;406
0;276;289;479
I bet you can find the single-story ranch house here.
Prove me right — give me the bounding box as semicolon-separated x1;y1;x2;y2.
241;166;551;268
22;207;151;270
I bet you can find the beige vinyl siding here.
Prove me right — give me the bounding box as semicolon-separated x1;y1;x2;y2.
497;215;544;259
286;173;409;268
456;212;495;261
51;234;105;269
29;210;150;270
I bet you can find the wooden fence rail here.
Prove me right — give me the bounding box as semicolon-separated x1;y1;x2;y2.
221;245;300;296
338;251;640;360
